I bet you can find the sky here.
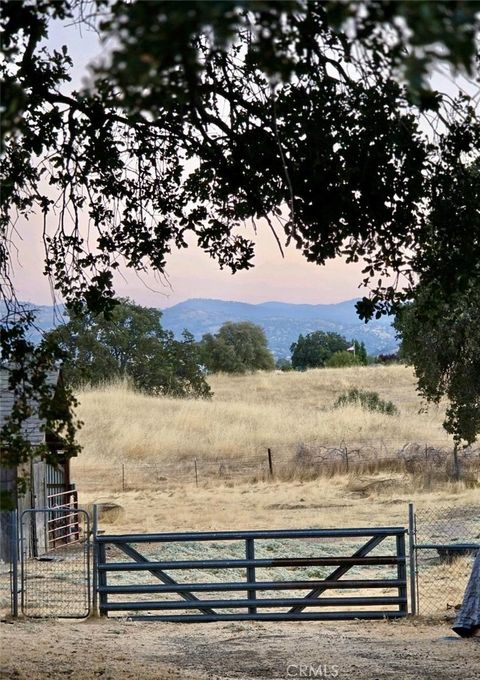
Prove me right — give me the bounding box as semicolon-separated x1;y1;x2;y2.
10;12;475;310
13;211;368;308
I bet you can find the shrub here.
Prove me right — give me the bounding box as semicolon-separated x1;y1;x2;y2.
276;358;293;371
325;351;362;368
334;388;399;415
377;353;400;364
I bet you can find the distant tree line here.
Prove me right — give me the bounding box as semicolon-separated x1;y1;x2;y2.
47;301;277;393
49;299;381;395
289;332;368;370
56;295;471;452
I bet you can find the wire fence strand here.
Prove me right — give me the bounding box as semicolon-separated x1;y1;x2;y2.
74;441;480;492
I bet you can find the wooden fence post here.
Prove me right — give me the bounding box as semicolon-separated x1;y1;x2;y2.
267;448;274;478
452;442;460;481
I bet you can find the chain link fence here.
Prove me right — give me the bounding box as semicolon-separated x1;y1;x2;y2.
413;504;480;618
20;509;91;618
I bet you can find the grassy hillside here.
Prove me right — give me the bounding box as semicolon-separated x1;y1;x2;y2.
74;365;451;467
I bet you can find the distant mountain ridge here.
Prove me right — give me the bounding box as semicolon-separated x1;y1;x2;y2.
160;298;398;358
0;302;68;345
5;298;399;357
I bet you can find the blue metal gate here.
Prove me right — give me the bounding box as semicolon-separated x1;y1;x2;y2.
95;527;408;621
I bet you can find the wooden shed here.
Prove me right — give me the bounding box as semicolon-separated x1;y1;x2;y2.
0;364;77;561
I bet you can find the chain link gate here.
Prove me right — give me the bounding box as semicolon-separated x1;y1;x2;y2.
20;508;91;618
409;503;480;618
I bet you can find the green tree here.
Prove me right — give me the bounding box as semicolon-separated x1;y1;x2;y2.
47;300;211;398
199;322;274;374
395;279;480;446
290;331;349;370
394;159;480;447
352;340;368;365
326;351;361;368
1;1;479;481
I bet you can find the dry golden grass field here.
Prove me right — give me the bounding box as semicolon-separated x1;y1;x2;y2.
72;365;479;493
71;365;479;553
74;365;452;465
69;364;478;623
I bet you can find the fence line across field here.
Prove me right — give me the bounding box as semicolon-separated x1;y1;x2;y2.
75;442;480;490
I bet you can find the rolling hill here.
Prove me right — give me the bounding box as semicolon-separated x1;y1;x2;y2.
5;298;398;358
160;298;397;358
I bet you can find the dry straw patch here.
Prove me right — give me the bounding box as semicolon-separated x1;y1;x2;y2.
77;476;480;535
74;365;451;467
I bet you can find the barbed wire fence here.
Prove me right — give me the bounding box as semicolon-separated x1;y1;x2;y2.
74;441;480;492
412;504;480;619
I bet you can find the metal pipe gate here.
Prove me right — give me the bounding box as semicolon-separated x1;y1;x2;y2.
95;527;408;621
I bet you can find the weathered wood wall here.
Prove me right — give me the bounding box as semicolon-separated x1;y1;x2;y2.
1;365;66;560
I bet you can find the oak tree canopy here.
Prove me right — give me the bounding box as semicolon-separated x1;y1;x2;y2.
1;0;479;486
46;299;211;397
199;321;275;373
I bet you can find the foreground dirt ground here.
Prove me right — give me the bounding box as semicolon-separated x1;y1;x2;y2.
1;617;479;680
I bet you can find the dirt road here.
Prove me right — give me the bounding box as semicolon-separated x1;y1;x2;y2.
1;617;479;680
